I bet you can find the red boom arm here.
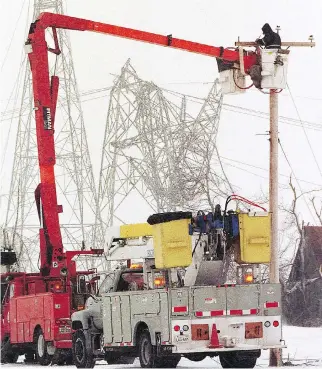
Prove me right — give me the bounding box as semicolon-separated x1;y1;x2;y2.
26;12;257;277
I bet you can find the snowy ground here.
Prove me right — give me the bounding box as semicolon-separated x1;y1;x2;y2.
4;325;322;368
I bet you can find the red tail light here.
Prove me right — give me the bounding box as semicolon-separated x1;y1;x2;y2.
273;320;279;327
173;325;180;332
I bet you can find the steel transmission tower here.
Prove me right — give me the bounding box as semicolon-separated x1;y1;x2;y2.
97;60;233;239
4;0;102;271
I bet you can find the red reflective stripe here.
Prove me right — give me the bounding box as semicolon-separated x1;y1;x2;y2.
196;309;258;316
173;306;187;313
265;301;279;308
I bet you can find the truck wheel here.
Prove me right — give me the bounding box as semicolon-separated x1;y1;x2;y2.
138;330;158;368
72;330;95;368
35;329;53;366
219;351;258;368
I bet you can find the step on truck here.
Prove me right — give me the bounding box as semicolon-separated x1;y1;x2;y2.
71;199;286;368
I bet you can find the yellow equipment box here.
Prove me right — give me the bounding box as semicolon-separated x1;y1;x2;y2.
237;212;271;264
120;223;153;238
152;218;192;269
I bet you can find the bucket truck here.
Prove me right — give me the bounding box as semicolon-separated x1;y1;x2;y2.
1;11;295;366
71;196;285;368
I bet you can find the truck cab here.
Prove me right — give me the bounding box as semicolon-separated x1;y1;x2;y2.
71;267;146;367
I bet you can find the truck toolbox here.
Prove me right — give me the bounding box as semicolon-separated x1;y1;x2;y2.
237;212;271;263
148;212;192;268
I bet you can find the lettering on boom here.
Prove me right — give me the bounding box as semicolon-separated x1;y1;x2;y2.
43;107;52;130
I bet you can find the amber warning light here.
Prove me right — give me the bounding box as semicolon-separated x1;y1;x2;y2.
154;277;165;287
244;273;254;283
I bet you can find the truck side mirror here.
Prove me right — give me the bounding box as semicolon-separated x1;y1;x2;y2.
88;276;100;295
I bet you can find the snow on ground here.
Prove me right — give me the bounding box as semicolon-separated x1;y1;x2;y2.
4;325;322;368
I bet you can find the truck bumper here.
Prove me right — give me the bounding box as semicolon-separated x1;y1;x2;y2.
170;315;285;354
173;344;287;354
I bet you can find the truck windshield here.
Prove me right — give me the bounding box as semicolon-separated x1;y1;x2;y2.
117;272;144;291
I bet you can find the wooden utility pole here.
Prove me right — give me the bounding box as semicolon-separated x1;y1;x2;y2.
235;37;315;367
269;88;281;366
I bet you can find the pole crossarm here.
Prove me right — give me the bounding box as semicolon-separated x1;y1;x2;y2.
235;41;315;47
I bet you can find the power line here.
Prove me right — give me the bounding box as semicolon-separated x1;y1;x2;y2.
222;104;322;132
2;86;322;133
160;88;322;132
0;56;27;180
159;81;322;102
0;0;28;73
222;160;289;190
287;83;322;182
220;156;321;187
279;139;318;223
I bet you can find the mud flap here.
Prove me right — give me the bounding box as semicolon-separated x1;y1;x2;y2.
155;332;162;357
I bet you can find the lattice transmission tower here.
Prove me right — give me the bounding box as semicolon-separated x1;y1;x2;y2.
4;0;102;271
96;60;233;241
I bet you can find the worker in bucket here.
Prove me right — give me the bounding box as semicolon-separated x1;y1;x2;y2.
255;23;281;49
250;23;282;88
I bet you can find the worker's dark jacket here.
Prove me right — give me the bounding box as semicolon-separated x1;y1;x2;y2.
256;23;281;49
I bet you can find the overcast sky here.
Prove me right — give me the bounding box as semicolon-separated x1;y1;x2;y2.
1;0;322;233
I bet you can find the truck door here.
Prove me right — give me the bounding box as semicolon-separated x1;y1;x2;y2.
102;294;131;344
119;295;131;342
102;296;113;344
99;273;116;345
110;295;122;342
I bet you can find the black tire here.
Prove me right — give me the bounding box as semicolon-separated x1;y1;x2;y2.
139;330;167;368
219;351;258;369
138;330;178;368
72;330;95;368
139;330;155;368
1;337;19;364
35;329;53;366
